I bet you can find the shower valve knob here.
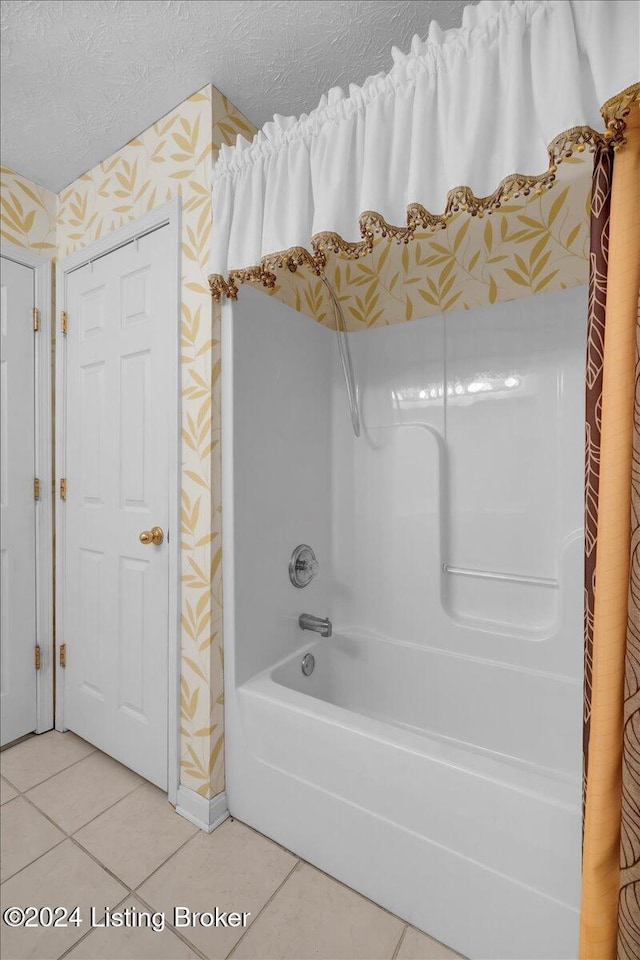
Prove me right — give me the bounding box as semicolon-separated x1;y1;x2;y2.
289;545;319;588
299;557;319;577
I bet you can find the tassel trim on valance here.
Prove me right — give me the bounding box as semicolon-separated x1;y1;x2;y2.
209;84;639;302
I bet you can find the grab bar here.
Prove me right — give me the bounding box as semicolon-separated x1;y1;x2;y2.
443;564;558;587
322;277;361;438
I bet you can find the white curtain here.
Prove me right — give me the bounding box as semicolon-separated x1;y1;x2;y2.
210;0;639;280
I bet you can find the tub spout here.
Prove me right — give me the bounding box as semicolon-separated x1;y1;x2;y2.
299;613;332;638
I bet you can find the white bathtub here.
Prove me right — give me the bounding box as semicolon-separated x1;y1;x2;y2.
272;632;580;783
228;631;581;960
223;289;585;960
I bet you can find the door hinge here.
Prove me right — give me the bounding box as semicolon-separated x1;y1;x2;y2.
59;644;66;668
35;645;41;670
34;477;41;500
61;311;68;335
33;307;40;331
59;477;67;501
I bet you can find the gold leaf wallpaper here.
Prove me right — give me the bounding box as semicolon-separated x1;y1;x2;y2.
3;85;255;800
257;152;591;330
0;166;57;256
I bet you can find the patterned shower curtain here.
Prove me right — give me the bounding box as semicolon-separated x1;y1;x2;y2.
583;143;613;812
619;294;640;959
580;104;640;960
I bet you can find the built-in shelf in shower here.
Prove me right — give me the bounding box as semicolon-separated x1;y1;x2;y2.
443;564;559;588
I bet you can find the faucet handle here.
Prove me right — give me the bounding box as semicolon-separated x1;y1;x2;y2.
289;545;319;588
300;556;319;578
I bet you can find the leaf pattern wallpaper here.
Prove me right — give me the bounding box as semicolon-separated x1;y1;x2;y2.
258;152;592;330
0;166;57;256
2;86;256;800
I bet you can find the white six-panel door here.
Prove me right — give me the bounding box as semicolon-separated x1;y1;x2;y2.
62;227;172;788
0;256;38;745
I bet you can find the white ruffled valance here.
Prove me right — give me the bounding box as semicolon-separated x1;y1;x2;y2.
210;0;639;284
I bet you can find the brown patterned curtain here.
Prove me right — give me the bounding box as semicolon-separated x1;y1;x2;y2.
619;297;640;959
583;142;614;805
580;103;640;960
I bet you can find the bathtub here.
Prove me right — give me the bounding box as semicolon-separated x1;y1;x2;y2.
227;631;581;960
222;289;585;960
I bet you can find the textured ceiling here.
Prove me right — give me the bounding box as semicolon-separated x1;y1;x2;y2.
1;0;471;192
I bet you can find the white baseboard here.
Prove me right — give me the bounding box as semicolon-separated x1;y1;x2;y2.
175;785;229;833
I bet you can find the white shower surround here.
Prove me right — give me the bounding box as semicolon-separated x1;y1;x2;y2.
222;283;586;959
209;0;637;279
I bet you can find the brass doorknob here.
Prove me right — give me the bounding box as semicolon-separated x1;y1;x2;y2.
139;526;164;546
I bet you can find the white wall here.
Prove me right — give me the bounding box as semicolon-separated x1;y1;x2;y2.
332;285;587;682
229;286;333;684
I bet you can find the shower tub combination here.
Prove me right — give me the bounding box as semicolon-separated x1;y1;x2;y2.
222;284;585;960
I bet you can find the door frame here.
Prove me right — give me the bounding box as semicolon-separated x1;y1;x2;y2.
54;199;181;803
0;240;54;736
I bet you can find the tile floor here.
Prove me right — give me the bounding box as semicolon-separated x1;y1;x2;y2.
1;731;464;960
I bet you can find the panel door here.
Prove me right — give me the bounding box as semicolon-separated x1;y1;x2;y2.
0;256;37;745
63;227;172;788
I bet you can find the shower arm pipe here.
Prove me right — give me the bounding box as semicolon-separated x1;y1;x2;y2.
321;277;361;438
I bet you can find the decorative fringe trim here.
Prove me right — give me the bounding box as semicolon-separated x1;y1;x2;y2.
209;85;639;301
601;81;640;141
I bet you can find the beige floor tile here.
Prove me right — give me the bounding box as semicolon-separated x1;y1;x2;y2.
0;732;95;792
1;796;65;882
65;895;199;959
26;751;142;834
396;926;464;960
1;775;19;804
74;783;197;887
231;861;404;960
0;839;126;960
138;819;296;959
